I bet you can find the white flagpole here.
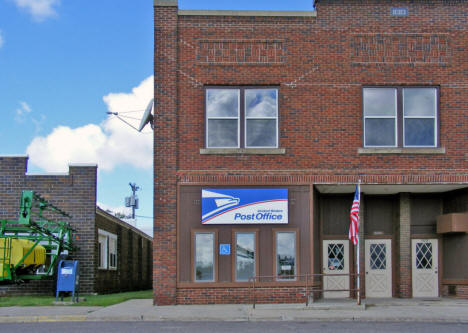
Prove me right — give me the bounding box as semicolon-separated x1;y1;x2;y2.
357;181;361;305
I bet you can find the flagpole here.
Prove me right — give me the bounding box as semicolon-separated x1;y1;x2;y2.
357;181;361;306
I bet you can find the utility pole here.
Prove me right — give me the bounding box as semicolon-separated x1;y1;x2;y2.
125;183;140;219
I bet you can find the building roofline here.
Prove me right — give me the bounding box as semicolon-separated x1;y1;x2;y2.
96;206;153;241
178;10;316;17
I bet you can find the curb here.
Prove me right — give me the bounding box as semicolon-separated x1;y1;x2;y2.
0;315;87;323
0;314;467;323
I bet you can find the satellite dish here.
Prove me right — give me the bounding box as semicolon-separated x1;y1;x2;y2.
138;98;154;132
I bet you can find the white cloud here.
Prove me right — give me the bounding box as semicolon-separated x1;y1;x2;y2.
14;101;33;122
0;30;4;49
26;76;154;172
13;0;60;22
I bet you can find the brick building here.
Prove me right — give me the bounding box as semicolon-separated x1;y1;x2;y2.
0;156;152;295
153;0;468;305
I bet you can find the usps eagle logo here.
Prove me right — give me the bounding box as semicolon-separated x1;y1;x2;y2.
201;190;240;221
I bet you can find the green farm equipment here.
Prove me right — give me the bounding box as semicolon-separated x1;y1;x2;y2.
0;190;76;283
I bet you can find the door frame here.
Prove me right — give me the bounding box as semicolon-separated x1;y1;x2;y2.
322;239;350;298
365;239;392;298
411;238;439;298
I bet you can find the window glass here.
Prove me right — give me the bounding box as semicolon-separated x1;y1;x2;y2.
195;233;215;282
363;87;437;148
276;231;296;280
404;118;435;146
364;118;396;146
206;89;239;117
235;232;255;281
98;234;107;269
109;237;117;269
246;119;277;147
363;88;396;117
403;88;436;117
207;119;238;147
206;87;278;148
245;89;277;117
403;88;436;147
206;89;239;148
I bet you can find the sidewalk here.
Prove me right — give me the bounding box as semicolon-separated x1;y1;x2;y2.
1;298;468;323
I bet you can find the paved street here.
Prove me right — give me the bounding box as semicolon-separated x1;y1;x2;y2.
2;321;468;333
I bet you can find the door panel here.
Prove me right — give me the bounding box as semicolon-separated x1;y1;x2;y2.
365;239;392;298
412;239;438;297
323;240;350;298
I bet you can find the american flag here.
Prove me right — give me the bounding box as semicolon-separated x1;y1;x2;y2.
349;184;360;246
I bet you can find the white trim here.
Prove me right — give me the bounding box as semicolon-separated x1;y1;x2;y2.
206;89;240;149
402;88;438;148
245;88;279;149
363;88;397;148
98;229;118;270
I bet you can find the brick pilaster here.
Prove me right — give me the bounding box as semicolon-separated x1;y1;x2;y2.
399;193;411;297
153;0;179;305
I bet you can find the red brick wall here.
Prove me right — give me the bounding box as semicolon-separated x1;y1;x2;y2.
153;3;179;305
154;0;468;304
177;287;309;305
0;156;97;295
95;211;152;294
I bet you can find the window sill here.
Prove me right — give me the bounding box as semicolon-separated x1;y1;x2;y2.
200;148;286;155
358;147;445;155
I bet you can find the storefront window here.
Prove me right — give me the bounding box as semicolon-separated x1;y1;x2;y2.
195;233;215;282
235;232;255;281
276;231;296;280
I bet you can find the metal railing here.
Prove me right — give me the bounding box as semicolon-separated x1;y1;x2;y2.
248;273;362;308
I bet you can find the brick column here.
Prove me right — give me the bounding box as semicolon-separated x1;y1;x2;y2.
399;193;411;297
153;0;178;305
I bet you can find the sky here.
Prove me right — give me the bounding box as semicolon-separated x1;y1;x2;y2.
0;0;315;237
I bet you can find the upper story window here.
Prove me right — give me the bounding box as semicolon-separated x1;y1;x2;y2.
206;87;279;149
363;87;438;148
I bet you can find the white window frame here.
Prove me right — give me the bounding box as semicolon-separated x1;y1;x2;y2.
402;88;437;148
205;87;279;149
363;87;439;148
206;89;240;149
98;229;117;270
244;88;279;149
363;87;398;148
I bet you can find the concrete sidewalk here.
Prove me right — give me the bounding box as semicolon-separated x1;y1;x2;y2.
1;298;468;323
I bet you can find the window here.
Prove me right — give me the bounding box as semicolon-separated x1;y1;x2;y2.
98;229;117;270
206;87;278;148
235;232;256;282
194;232;215;282
98;234;107;269
108;236;117;269
363;87;438;148
275;231;297;281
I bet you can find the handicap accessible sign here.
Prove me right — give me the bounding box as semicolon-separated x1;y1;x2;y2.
201;188;288;225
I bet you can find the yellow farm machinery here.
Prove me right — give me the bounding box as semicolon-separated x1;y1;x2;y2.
0;190;75;283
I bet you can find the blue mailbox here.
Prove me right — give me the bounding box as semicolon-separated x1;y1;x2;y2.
56;260;80;302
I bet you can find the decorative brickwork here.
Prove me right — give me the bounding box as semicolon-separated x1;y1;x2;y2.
351;34;451;65
197;40;286;64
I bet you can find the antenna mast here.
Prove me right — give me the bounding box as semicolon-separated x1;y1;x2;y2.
125;183;140;219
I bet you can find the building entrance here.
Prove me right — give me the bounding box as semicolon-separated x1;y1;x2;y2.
365;239;392;297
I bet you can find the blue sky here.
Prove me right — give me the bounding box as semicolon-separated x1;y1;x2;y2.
0;0;314;236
